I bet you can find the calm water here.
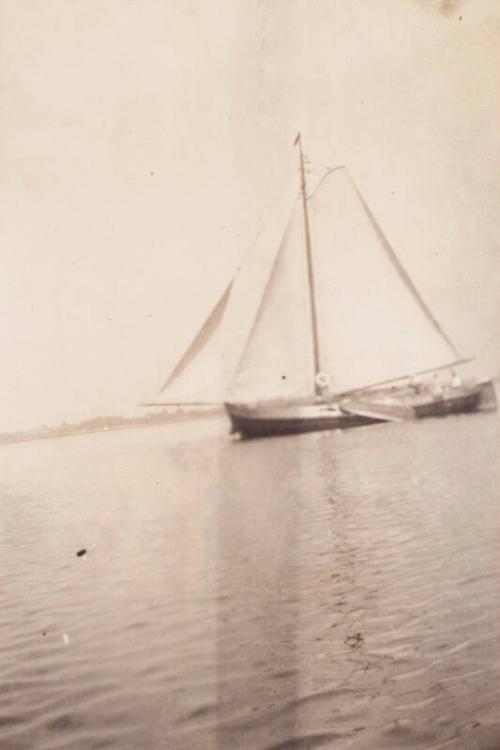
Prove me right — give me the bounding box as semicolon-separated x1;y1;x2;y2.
1;412;500;750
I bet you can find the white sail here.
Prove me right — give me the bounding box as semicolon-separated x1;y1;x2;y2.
155;281;233;403
155;181;299;404
309;168;459;394
228;201;314;403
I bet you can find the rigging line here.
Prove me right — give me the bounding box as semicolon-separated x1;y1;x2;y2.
309;165;347;199
345;171;462;358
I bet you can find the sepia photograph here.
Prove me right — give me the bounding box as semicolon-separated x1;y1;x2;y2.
1;1;500;748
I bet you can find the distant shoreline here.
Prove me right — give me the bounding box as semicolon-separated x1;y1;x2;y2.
0;409;222;447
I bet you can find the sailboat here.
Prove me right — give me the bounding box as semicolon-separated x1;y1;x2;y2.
148;135;496;438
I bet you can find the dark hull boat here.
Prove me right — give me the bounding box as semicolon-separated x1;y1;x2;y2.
226;380;494;439
225;402;383;439
147;136;497;438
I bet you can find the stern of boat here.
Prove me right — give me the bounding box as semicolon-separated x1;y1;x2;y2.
477;377;498;411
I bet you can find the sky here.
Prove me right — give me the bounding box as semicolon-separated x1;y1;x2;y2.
1;0;499;431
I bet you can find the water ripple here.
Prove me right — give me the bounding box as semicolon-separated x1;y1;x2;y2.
0;415;499;748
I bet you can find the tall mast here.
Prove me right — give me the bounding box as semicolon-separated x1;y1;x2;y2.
294;133;322;394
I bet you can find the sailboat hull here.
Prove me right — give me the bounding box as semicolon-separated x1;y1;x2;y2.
225;380;496;439
225;402;384;439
